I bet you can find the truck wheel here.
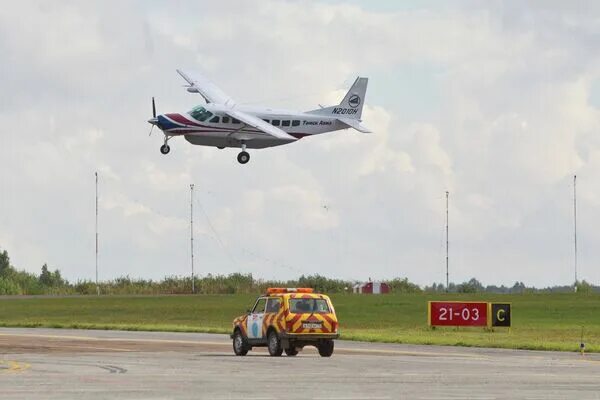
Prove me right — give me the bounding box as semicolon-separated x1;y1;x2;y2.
233;330;249;356
285;347;299;356
318;340;334;357
267;331;283;357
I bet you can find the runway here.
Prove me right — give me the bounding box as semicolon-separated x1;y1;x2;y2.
1;328;600;399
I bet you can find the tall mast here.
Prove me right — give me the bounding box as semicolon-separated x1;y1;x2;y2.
446;191;449;293
574;175;578;291
190;183;195;294
95;171;99;296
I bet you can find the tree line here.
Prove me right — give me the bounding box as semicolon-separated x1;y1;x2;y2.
0;248;597;295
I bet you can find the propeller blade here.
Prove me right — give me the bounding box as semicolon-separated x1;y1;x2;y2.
152;97;156;118
149;125;155;137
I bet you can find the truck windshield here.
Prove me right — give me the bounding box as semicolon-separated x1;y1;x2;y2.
289;298;330;313
189;106;213;121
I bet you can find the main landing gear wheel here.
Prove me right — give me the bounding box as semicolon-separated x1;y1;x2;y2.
160;144;170;155
237;151;250;164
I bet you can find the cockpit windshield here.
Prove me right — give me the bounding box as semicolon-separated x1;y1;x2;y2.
189;106;213;122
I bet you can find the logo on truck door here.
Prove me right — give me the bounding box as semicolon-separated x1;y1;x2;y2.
247;313;264;339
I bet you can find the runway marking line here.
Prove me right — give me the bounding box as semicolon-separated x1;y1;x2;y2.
0;332;227;347
68;345;135;352
336;347;485;358
0;360;31;374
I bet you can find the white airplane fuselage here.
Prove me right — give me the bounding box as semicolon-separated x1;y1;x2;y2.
156;104;347;149
148;70;369;163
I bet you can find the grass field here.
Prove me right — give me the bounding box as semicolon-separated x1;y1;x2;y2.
1;293;599;352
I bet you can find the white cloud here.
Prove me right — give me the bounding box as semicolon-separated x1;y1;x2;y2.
0;1;599;286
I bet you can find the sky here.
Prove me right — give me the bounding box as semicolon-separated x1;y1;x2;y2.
1;1;600;287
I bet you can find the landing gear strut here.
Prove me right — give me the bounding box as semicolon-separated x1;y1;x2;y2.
237;142;249;164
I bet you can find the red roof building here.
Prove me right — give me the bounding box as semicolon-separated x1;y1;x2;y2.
353;281;390;294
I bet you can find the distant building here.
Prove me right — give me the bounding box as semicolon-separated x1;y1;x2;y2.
353;281;390;294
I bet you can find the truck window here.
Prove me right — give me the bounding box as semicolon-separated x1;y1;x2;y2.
289;298;330;313
252;298;267;314
265;298;281;313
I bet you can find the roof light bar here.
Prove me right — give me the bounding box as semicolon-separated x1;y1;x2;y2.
266;288;314;294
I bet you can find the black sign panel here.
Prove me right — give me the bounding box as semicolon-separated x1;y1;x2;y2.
491;303;511;327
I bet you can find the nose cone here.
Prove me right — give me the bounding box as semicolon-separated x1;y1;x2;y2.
148;117;159;126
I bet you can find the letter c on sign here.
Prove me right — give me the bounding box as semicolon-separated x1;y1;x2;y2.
497;309;505;322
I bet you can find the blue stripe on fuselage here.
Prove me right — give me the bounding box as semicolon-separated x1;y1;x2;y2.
157;115;180;131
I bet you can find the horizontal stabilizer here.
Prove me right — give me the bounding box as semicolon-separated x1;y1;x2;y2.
337;117;371;133
307;77;368;120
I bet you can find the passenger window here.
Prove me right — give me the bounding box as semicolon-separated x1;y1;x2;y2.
292;120;300;127
232;118;241;124
210;116;220;123
262;119;270;123
252;298;267;314
272;120;280;126
282;120;290;127
265;298;281;313
222;116;230;123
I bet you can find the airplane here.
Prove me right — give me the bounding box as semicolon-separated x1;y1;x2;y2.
147;69;370;164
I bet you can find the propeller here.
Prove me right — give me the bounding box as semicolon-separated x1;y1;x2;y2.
149;97;157;136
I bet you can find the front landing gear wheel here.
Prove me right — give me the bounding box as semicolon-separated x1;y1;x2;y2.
232;330;249;356
237;151;250;164
267;331;283;357
160;144;170;155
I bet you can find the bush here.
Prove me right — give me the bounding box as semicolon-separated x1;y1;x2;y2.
388;278;422;293
0;276;21;295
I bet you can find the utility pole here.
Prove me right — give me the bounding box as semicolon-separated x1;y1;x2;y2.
95;172;99;296
190;184;195;294
445;191;449;293
574;175;578;291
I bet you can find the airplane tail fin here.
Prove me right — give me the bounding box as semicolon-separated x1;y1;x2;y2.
307;77;368;120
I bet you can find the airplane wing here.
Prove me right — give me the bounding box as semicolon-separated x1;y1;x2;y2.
226;109;298;141
176;69;235;106
337;117;371;133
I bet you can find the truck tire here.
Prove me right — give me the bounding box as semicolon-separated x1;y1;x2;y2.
318;340;334;357
232;330;249;356
285;347;299;356
267;330;283;357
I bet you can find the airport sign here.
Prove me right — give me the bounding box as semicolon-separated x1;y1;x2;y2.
428;301;512;328
490;303;511;327
428;301;488;327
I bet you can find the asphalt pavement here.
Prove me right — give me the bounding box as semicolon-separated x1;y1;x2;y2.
1;327;600;399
